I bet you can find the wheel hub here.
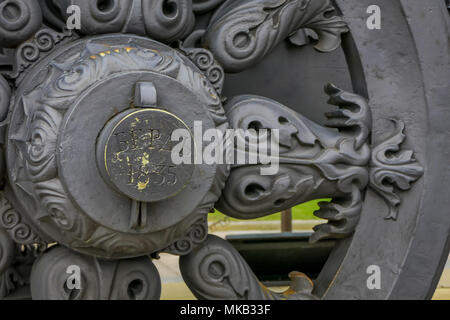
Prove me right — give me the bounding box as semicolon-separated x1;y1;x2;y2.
6;35;228;258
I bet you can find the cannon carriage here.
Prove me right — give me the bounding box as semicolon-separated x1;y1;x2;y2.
0;0;448;300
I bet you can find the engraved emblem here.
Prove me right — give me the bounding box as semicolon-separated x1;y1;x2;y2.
98;109;194;203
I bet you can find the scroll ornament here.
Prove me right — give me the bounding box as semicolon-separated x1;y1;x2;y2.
218;84;424;242
202;0;349;72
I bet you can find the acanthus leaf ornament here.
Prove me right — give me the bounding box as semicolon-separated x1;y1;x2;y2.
217;83;372;242
217;82;424;244
369;120;424;220
202;0;349;72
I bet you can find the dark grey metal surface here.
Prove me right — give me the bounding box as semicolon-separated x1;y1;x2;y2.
223;43;353;126
31;245;162;300
226;232;334;282
180;234;318;300
0;0;447;300
217;85;375;243
4;35;227;259
315;0;450;300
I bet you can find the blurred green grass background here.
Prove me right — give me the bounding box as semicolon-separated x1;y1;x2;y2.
209;199;330;222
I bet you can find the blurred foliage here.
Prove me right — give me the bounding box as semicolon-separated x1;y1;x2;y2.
209;199;331;222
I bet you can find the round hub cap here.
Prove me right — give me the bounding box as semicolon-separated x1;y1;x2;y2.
97;108;194;202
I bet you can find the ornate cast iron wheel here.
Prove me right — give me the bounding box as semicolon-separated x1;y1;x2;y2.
0;0;448;300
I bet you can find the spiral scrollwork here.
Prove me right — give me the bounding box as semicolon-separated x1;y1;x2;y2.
163;217;208;255
35;29;55;52
0;0;43;48
20;43;40;63
31;246;161;300
0;208;19;230
203;0;348;72
180;235;317;300
26;107;61;182
8;41;228;259
5;27;74;80
53;0;195;43
179;43;225;94
142;0;196;42
0;194;42;245
35;179;80;232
